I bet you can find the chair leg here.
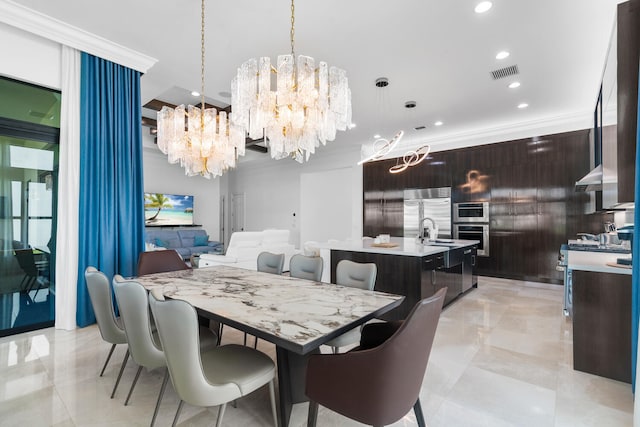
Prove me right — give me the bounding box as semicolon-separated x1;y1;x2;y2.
172;400;184;427
110;349;129;399
413;398;426;427
151;369;170;427
100;344;117;377
124;365;143;405
268;380;278;427
217;323;224;345
215;403;227;427
307;400;319;427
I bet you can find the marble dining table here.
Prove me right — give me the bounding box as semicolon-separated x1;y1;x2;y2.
134;265;404;427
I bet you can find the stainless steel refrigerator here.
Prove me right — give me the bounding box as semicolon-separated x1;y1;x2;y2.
403;187;452;239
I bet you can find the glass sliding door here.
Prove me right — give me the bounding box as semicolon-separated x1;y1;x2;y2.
0;76;60;337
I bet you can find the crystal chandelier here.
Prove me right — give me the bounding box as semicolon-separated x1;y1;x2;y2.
156;0;245;178
230;0;352;163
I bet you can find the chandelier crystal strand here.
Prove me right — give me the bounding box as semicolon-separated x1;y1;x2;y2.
230;0;352;163
156;0;245;178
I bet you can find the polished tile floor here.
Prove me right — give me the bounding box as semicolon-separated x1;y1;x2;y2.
0;276;634;426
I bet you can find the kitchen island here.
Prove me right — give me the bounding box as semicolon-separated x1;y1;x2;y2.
317;237;479;319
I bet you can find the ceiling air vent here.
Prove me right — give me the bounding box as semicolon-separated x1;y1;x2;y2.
490;64;519;80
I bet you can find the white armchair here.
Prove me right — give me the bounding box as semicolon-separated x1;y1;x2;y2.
199;229;298;271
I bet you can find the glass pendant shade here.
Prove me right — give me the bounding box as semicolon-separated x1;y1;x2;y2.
157;105;245;178
231;53;352;163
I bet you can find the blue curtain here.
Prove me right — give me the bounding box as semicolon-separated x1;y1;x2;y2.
76;53;145;327
632;61;640;390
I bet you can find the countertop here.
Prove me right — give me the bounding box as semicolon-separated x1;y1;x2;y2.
316;237;479;257
567;250;632;275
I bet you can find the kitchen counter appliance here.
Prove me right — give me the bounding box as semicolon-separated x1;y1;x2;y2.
453;202;489;257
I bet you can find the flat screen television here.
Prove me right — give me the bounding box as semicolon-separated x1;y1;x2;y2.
144;192;194;226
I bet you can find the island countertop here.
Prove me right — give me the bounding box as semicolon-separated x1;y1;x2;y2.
315;237;479;257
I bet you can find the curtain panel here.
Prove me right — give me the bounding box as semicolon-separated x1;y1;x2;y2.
76;53;145;327
55;46;81;330
633;61;640;391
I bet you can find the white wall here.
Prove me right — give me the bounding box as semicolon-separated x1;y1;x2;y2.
0;23;61;89
227;145;363;248
300;167;361;245
142;133;223;241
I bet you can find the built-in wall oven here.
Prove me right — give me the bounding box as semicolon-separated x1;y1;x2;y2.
453;202;489;223
453;224;489;256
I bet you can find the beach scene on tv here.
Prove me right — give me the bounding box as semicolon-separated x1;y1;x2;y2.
145;193;194;226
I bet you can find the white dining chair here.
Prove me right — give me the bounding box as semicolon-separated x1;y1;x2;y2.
148;289;278;427
112;276;217;426
289;254;323;282
84;267;129;399
325;260;377;353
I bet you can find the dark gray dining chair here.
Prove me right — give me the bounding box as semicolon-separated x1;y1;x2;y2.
84;267;128;399
306;289;446;427
137;249;190;276
289;254;323;282
148;289;278;427
112;276;217;426
325;259;377;353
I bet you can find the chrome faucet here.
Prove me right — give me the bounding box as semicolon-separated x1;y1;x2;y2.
418;216;436;243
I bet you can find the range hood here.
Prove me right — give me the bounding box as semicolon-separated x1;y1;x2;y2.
575;164;603;192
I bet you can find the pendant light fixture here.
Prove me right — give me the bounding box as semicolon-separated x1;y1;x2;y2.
156;0;245;178
230;0;352;163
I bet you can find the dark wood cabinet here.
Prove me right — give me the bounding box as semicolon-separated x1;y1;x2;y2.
616;0;640;204
572;270;631;383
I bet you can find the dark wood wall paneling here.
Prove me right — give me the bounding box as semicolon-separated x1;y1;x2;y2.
362;129;611;284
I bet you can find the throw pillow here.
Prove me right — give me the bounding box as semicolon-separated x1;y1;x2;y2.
194;235;209;246
155;238;167;248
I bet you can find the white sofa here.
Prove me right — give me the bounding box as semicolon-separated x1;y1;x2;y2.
199;229;298;271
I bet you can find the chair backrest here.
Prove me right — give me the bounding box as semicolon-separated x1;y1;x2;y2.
306;288;446;426
14;249;37;275
84;267;126;345
289;254;323;282
137;249;190;276
112;277;165;370
257;251;285;275
336;259;377;290
148;291;238;407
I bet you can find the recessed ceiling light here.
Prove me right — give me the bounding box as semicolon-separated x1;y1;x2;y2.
218;91;232;98
496;51;510;60
191;90;200;97
414;126;426;131
518;103;529;109
474;1;492;13
348;123;357;129
434;121;443;126
373;134;381;139
508;81;521;89
404;101;417;109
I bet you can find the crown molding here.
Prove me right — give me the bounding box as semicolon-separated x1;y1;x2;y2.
0;0;157;73
383;109;593;158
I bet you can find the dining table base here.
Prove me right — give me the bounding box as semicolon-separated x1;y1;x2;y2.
276;346;320;427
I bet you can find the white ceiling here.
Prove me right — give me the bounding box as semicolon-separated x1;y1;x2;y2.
10;0;620;158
